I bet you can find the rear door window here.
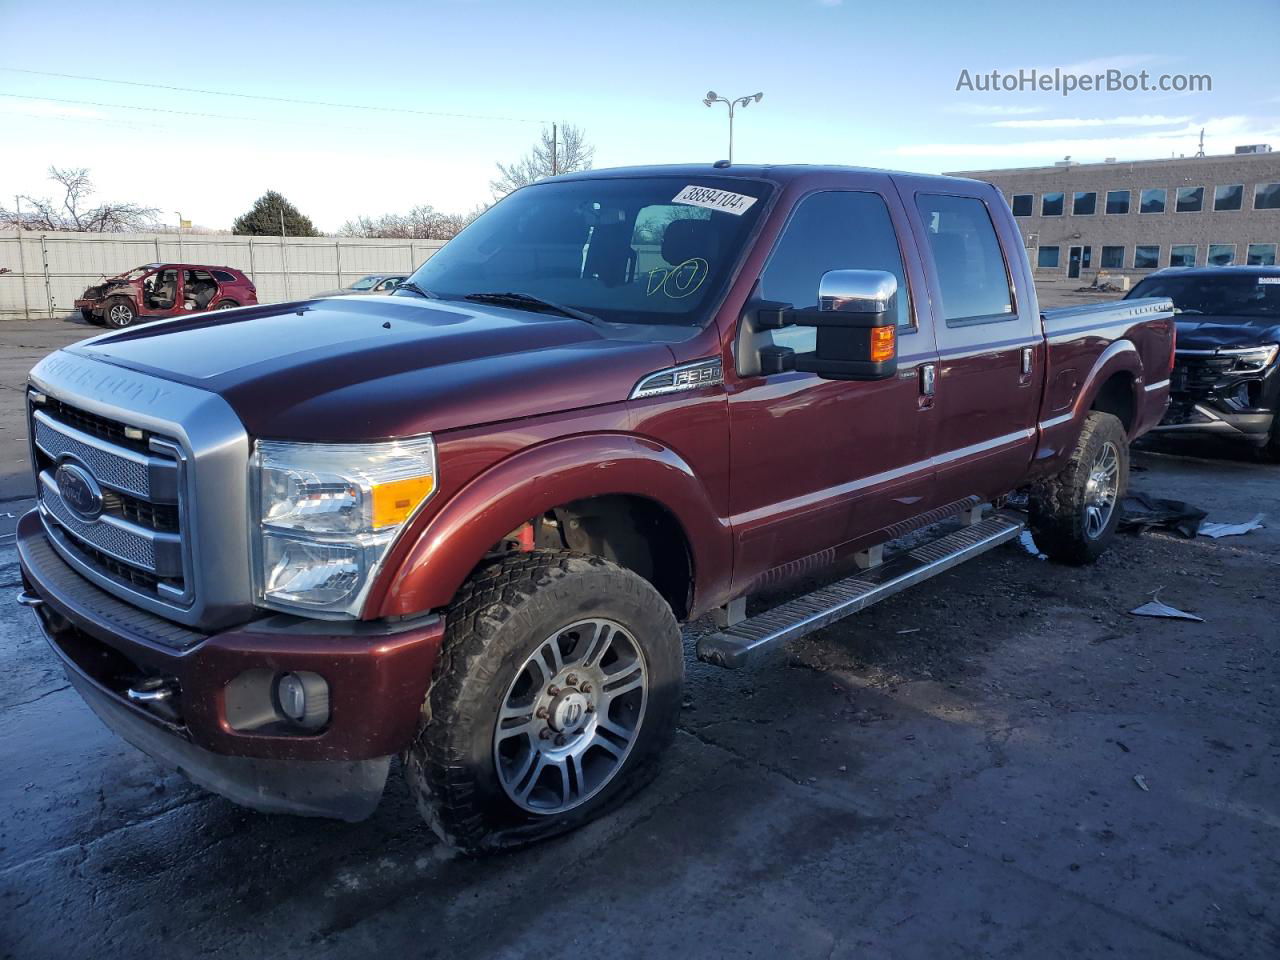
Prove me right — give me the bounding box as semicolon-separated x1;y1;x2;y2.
915;194;1015;325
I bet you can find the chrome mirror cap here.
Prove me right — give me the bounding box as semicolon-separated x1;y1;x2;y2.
818;269;898;314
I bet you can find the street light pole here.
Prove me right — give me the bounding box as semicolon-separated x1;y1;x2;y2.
702;90;763;164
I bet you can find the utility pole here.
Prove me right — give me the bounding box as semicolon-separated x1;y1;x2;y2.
551;122;558;176
702;91;763;164
279;205;290;300
15;194;31;320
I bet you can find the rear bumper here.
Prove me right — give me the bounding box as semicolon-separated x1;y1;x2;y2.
16;510;445;819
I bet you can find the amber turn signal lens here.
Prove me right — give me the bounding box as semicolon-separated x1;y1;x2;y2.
371;475;436;529
870;325;896;364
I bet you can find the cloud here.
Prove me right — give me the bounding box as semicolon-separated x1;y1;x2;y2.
990;114;1192;129
1057;54;1161;74
896;115;1280;164
948;103;1045;117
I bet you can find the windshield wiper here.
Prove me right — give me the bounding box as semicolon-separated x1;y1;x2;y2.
463;291;608;329
394;280;438;299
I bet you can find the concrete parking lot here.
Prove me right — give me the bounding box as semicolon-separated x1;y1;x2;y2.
0;316;1276;960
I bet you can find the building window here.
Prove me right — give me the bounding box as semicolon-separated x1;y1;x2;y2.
1169;245;1197;267
1214;185;1244;211
1041;192;1064;216
1100;245;1125;269
1140;188;1167;214
1105;190;1130;214
1255;183;1280;210
1072;191;1097;216
1037;246;1061;269
1134;245;1160;269
1247;243;1277;266
1176;186;1205;212
1207;244;1235;266
1011;194;1033;217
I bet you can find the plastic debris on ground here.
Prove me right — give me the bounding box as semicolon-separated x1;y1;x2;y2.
1198;514;1265;539
1129;600;1205;622
1019;529;1047;560
1119;493;1207;538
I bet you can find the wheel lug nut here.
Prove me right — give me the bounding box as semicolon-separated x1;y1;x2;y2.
539;728;552;740
535;706;548;719
579;682;592;694
566;674;579;686
547;686;560;697
585;703;594;713
554;734;567;746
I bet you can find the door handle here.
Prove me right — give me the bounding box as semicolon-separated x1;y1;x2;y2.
1020;347;1033;376
920;363;936;397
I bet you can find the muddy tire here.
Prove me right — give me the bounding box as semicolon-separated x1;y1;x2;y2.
405;551;682;854
1029;411;1129;565
104;297;136;329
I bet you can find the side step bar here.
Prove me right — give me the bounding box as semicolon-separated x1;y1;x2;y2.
697;512;1025;669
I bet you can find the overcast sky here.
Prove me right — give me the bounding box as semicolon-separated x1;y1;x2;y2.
2;0;1277;232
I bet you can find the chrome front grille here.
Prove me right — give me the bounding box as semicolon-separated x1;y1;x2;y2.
32;413;154;498
31;396;190;604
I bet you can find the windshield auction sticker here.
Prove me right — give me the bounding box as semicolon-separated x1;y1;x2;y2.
672;185;758;215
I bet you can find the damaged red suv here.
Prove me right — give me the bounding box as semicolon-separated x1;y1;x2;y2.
76;263;258;328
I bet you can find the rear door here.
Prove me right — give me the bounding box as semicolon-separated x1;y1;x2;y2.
726;180;941;594
895;179;1044;503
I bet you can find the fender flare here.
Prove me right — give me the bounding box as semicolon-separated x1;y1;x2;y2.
1073;339;1144;434
368;433;732;619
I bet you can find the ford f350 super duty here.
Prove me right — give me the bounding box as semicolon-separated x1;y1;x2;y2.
16;165;1174;852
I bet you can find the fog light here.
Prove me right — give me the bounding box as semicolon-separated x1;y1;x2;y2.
274;671;330;730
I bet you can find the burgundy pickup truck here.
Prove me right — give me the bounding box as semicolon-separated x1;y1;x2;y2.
17;165;1174;852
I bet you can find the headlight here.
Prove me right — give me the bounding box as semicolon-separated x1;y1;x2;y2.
1224;343;1279;373
251;437;437;617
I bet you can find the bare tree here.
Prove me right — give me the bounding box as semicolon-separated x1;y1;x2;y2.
338;203;487;240
0;166;159;232
490;125;594;197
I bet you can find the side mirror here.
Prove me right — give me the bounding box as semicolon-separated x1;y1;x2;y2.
737;269;899;381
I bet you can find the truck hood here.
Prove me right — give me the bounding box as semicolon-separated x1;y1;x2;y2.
65;296;676;440
1175;315;1280;351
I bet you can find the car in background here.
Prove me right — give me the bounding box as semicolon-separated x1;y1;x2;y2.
76;264;257;329
309;274;408;299
1135;265;1280;459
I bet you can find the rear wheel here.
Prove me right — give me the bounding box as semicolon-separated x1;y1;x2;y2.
104;297;136;329
214;300;238;311
1029;411;1129;564
405;551;682;854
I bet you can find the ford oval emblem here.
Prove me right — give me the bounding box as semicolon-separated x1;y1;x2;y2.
55;462;104;521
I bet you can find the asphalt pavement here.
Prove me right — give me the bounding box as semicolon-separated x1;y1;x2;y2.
1;315;1277;960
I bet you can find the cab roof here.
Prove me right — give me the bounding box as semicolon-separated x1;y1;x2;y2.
550;163;988;191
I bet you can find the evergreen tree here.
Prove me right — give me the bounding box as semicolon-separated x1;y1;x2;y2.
232;190;319;236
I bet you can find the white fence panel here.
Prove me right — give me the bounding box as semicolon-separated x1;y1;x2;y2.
0;230;446;319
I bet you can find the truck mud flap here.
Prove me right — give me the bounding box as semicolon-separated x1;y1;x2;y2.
697;512;1025;669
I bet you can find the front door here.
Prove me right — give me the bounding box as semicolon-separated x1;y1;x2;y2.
726;184;941;594
1068;246;1082;279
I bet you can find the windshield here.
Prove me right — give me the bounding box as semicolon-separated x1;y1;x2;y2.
123;265;159;280
1129;274;1280;319
405;176;772;326
350;275;381;291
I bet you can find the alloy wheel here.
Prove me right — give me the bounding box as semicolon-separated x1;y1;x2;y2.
493;618;648;814
1083;440;1120;539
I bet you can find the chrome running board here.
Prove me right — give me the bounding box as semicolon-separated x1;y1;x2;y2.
697;512;1025;669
